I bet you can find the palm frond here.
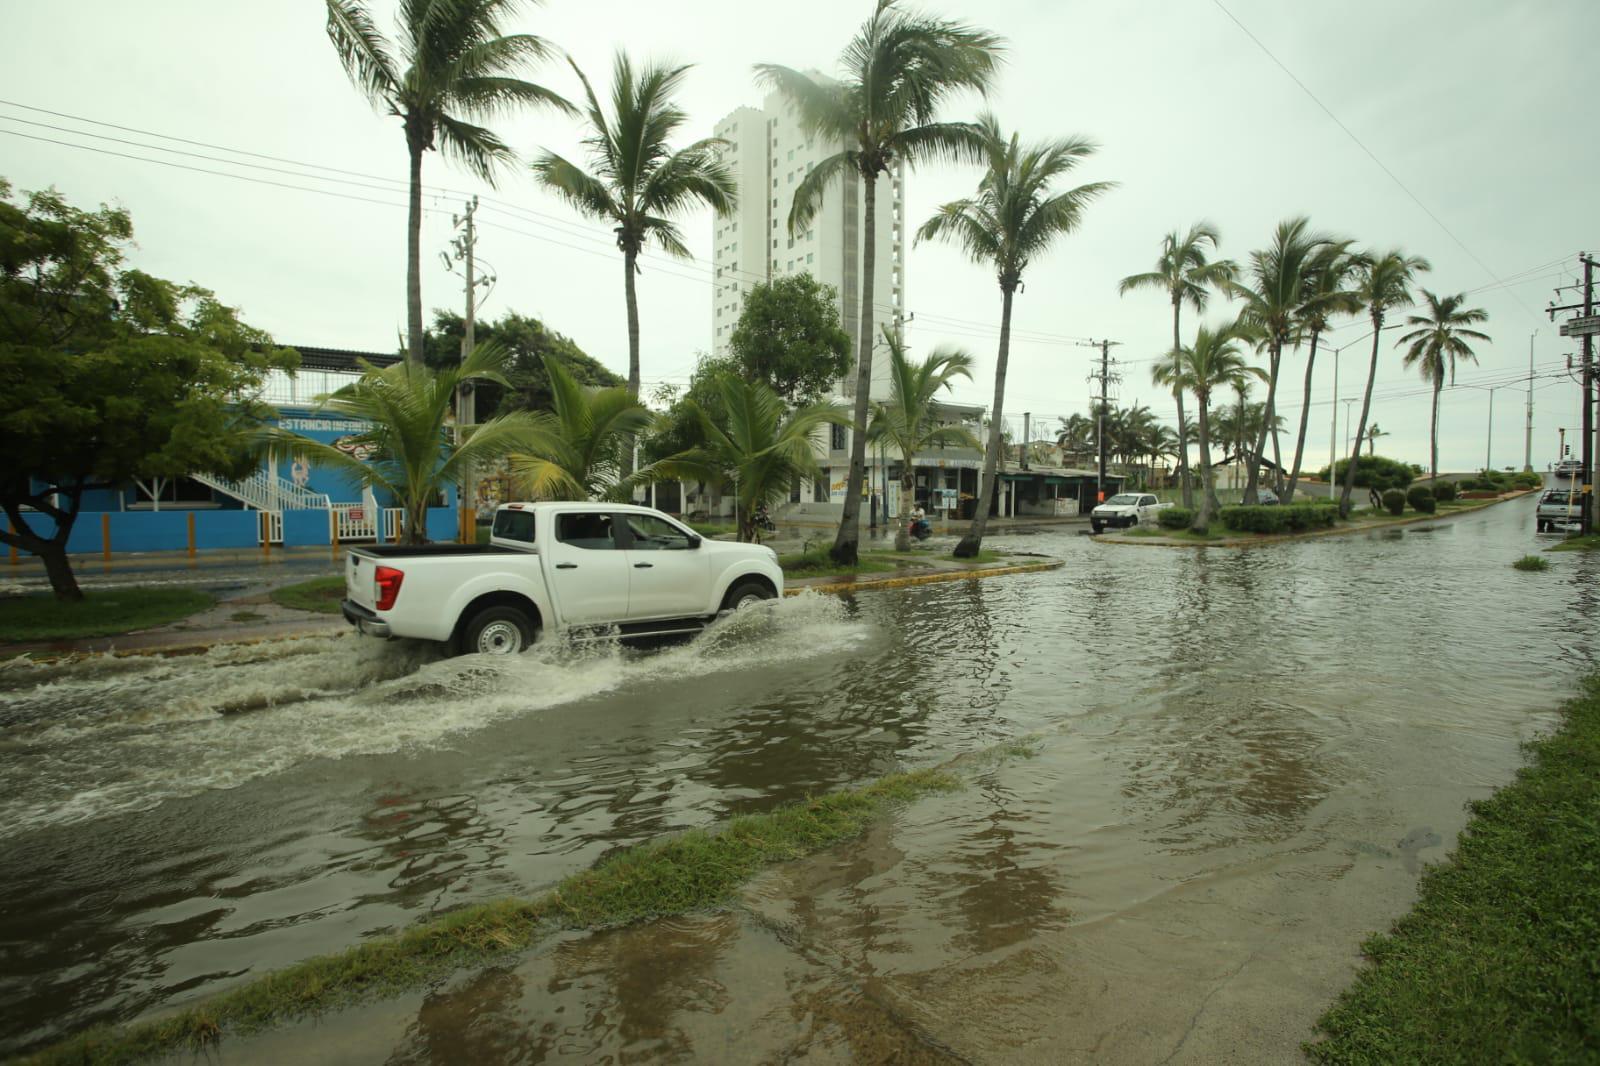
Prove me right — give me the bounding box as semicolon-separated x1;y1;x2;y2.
326;0;400;107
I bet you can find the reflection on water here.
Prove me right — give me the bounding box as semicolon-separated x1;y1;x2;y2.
0;494;1590;1058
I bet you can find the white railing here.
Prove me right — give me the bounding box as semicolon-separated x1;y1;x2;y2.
260;511;283;545
330;503;377;542
382;508;406;541
192;469;331;511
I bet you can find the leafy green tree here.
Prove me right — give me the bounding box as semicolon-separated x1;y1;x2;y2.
1227;218;1337;503
1176;321;1265;528
508;355;655;501
1340;250;1431;516
325;0;570;365
532;51;736;431
276;343;537;544
868;329;977;549
1284;244;1361;500
1398;290;1490;479
421;309;622;417
756;2;1003;564
0;180;296;600
643;375;848;542
728;274;852;403
1119;223;1237;508
643;352;740;463
917;114;1109;557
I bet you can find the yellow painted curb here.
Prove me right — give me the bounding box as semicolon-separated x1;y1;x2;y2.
786;559;1063;596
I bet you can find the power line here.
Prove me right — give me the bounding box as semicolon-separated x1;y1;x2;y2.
1208;0;1542;322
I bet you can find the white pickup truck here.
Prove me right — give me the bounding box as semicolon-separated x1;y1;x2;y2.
1090;492;1172;533
340;502;785;656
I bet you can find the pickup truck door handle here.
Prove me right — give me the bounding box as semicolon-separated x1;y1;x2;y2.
634;562;653;569
556;563;578;570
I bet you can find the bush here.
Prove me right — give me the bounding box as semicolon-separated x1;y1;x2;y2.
1158;507;1193;530
1512;472;1543;490
1433;481;1457;502
1324;455;1416;492
1407;485;1437;514
1382;489;1407;516
1219;503;1340;534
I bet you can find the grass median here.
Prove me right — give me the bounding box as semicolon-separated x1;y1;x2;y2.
1306;674;1600;1063
27;767;961;1066
267;575;345;614
0;588;213;642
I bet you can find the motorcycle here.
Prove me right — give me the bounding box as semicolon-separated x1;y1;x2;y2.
753;506;777;534
907;517;932;541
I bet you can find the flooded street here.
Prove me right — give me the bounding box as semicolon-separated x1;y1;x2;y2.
2;494;1594;1062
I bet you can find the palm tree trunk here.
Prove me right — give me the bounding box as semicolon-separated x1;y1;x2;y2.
1340;317;1383;517
1244;340;1281;503
1268;390;1285;494
1195;390;1218;529
831;171;876;565
405;498;430;546
956;284;1014;557
1172;300;1193;509
896;462;912;552
1430;377;1441;479
405;139;425;367
1284;330;1320;502
621;248;641;481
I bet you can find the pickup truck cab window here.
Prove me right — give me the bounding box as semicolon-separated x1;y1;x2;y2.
1105;494;1139;506
557;512;620;550
625;513;693;550
492;508;535;543
1140;495;1157;506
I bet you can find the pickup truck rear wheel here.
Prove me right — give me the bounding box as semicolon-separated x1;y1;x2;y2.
461;606;535;656
722;579;776;612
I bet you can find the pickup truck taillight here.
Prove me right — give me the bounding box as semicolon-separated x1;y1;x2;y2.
374;565;405;610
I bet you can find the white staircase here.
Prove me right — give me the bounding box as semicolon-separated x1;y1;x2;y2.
192;470;332;511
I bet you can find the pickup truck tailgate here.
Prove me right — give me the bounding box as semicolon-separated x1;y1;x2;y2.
345;550;376;610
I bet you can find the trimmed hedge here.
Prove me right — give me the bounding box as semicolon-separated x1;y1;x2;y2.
1407;485;1437;514
1433;481;1457;502
1219;503;1340;534
1158;507;1193;530
1315;455;1416;492
1382;489;1407;516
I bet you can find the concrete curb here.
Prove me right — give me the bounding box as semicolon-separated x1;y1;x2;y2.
1093;492;1530;549
786;559;1064;596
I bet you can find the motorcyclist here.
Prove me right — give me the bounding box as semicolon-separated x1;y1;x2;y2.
909;504;931;540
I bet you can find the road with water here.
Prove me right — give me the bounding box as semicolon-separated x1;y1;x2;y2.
1;493;1593;1062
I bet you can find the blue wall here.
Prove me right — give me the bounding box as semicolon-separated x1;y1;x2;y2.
282;509;331;547
8;509;266;556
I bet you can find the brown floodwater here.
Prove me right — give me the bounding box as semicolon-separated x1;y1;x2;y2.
1;493;1593;1062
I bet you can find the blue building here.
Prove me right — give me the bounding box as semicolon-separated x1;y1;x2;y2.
10;347;459;558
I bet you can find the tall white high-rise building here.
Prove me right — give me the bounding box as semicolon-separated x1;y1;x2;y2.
708;86;906;401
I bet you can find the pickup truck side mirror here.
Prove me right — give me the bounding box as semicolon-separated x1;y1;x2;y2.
686;534;702;549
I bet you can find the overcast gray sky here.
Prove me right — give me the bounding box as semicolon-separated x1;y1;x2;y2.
6;0;1596;471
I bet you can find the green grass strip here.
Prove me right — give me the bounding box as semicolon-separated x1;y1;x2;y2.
0;588;213;642
267;576;345;614
24;768;961;1066
1550;534;1600;553
1306;674;1600;1063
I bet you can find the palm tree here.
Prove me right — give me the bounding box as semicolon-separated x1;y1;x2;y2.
275;344;537;544
645;375;848;542
509;355;655;501
1398;290;1491;479
917;114;1110;557
325;0;570;366
868;329;978;549
1056;413;1095;464
755;2;1003;564
533;51;736;453
1177;321;1265;528
1340;250;1431;516
1284;244;1361;501
1364;422;1389;456
1118;223;1237;508
1227;218;1336;502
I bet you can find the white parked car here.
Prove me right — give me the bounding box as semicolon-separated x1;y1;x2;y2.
1090;492;1172;533
340;503;784;656
1536;489;1583;533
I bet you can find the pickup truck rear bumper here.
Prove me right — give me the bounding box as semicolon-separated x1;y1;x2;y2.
340;598;392;638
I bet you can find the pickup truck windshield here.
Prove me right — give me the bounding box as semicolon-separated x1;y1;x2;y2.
1105;494;1139;506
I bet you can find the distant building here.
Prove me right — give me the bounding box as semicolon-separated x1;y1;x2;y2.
708;86;906;393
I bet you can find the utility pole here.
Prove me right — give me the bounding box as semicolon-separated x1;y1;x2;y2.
446;196;489;530
1524;331;1536;473
1022;412;1031;470
1079;339;1121;500
1583;253;1595;535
